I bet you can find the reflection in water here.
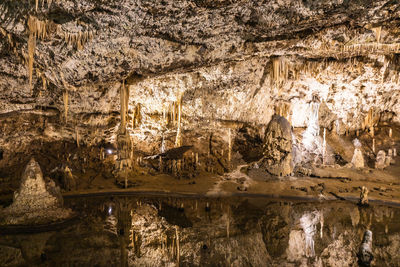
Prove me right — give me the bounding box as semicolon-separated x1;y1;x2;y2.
1;196;400;266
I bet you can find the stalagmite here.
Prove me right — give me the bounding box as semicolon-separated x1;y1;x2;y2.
389;128;392;138
351;139;364;168
359;186;369;206
375;150;387;169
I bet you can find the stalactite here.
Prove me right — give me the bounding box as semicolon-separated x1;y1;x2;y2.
175;93;183;147
274;102;291;120
322;128;326;165
26;16;52;90
132;104;141;128
75;126;80;148
63;90;69;122
363;108;376;131
27;30;36;91
120;81;129;131
228;128;232;158
372;26;382;43
372;138;376;153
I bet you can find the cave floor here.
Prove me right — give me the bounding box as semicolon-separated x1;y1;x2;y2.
59;158;400;206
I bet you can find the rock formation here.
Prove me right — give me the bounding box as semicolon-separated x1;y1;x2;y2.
1;158;72;225
351;138;364;169
262;115;293;176
359;186;369;206
375;150;387;169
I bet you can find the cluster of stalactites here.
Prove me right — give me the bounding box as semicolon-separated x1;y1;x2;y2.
362;108;379;131
270;57;289;89
0;27;16;53
27;15;51;40
164;96;183;128
61;29;95;50
26;15;53;90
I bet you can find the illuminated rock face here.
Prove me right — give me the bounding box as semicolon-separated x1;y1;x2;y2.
262;115;293;176
0;0;399;183
1;158;71;225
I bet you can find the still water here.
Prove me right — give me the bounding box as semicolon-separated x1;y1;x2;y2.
1;195;400;266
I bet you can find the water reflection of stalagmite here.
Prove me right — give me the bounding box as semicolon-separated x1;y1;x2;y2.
115;198;133;267
175;226;180;267
299;210;322;258
358;230;373;267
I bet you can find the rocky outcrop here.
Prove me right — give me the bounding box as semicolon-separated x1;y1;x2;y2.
262;115;293;176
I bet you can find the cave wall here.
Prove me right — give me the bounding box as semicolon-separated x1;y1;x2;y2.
1;0;400;180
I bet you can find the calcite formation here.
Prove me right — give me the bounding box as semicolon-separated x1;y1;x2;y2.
351;138;364;169
262;115;293;176
375;150;387;169
1;158;72;225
